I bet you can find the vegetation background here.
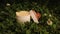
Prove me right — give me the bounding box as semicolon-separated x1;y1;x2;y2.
0;0;60;34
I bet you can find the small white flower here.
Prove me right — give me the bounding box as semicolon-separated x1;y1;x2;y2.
6;3;10;6
49;14;52;17
44;13;47;16
47;19;53;25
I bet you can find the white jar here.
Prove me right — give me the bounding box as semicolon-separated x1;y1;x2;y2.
16;11;30;24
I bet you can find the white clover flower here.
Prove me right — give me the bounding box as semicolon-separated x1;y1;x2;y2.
47;18;53;25
6;3;10;6
44;13;47;16
49;14;52;17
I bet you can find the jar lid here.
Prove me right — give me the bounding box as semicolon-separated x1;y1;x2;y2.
30;10;39;23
